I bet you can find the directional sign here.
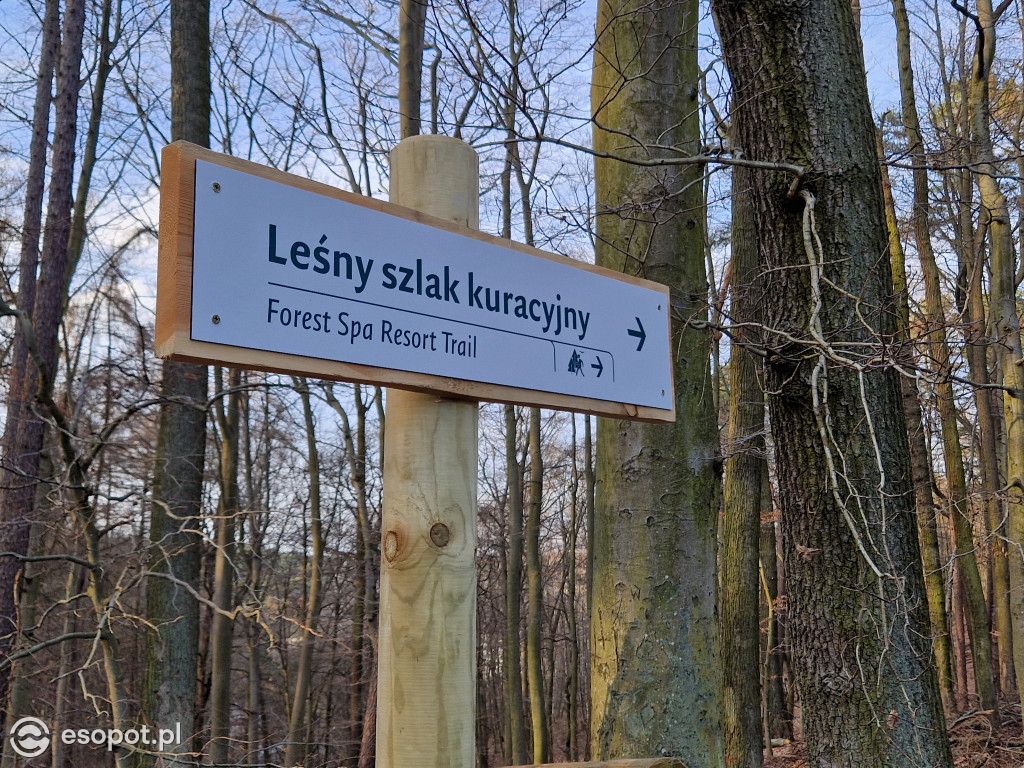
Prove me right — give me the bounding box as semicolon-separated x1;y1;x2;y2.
157;142;674;422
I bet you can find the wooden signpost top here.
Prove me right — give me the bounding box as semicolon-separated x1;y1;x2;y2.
157;140;675;422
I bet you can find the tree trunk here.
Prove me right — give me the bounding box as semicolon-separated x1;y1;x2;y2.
590;2;723;766
397;0;426;138
0;0;69;721
758;485;791;742
963;0;1024;714
505;405;528;765
284;379;326;767
208;367;241;765
527;407;551;763
711;0;952;765
721;158;765;768
877;110;954;713
567;418;581;762
891;0;995;718
143;0;210;761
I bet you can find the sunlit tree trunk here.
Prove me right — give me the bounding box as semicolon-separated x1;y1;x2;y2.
591;2;723;765
208;367;241;765
891;0;995;717
961;0;1024;712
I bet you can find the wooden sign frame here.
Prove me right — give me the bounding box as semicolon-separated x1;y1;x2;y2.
157;141;675;422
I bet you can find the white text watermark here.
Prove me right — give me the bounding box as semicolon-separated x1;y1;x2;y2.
7;716;182;757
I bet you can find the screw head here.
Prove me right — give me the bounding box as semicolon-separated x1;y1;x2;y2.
211;182;221;192
211;314;221;325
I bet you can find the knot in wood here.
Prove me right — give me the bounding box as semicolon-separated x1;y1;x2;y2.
429;522;451;548
383;530;399;563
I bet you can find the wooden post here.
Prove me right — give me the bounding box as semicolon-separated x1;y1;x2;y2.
377;135;479;768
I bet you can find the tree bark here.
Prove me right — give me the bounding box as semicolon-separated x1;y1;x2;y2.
398;0;427;138
962;0;1024;714
590;1;723;765
877;111;954;713
208;368;240;766
0;0;66;721
721;158;765;768
527;407;551;763
711;0;952;765
505;405;528;765
284;379;326;767
0;0;62;723
891;0;995;718
143;0;210;762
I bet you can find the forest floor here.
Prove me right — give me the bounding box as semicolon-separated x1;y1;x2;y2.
764;700;1024;767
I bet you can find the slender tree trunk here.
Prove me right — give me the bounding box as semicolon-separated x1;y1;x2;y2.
712;0;952;764
323;383;375;768
567;418;580;762
1;522;44;768
583;414;594;759
721;158;765;768
891;0;995;718
878;111;954;713
591;2;723;766
51;565;85;768
397;0;426;138
962;0;1024;714
284;380;326;767
758;484;791;742
526;408;550;763
0;0;65;720
208;368;241;765
505;405;528;764
143;0;210;761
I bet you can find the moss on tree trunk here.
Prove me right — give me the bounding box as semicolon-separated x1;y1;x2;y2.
590;1;723;766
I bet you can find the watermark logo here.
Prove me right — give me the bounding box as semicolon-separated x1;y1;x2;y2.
8;717;51;758
6;717;182;757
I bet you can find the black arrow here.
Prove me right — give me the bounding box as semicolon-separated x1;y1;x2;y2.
627;317;646;351
591;357;604;377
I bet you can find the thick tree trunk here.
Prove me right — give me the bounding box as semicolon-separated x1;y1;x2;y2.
590;2;723;766
711;1;952;765
721;159;765;768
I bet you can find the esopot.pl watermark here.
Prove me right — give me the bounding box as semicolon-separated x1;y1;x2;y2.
7;716;183;758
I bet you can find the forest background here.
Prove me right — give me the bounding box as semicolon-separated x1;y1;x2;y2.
0;0;1022;767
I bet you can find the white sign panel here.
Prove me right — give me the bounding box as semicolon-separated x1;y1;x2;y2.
187;159;672;412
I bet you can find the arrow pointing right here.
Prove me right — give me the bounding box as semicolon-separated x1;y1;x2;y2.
591;356;604;377
627;317;646;352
